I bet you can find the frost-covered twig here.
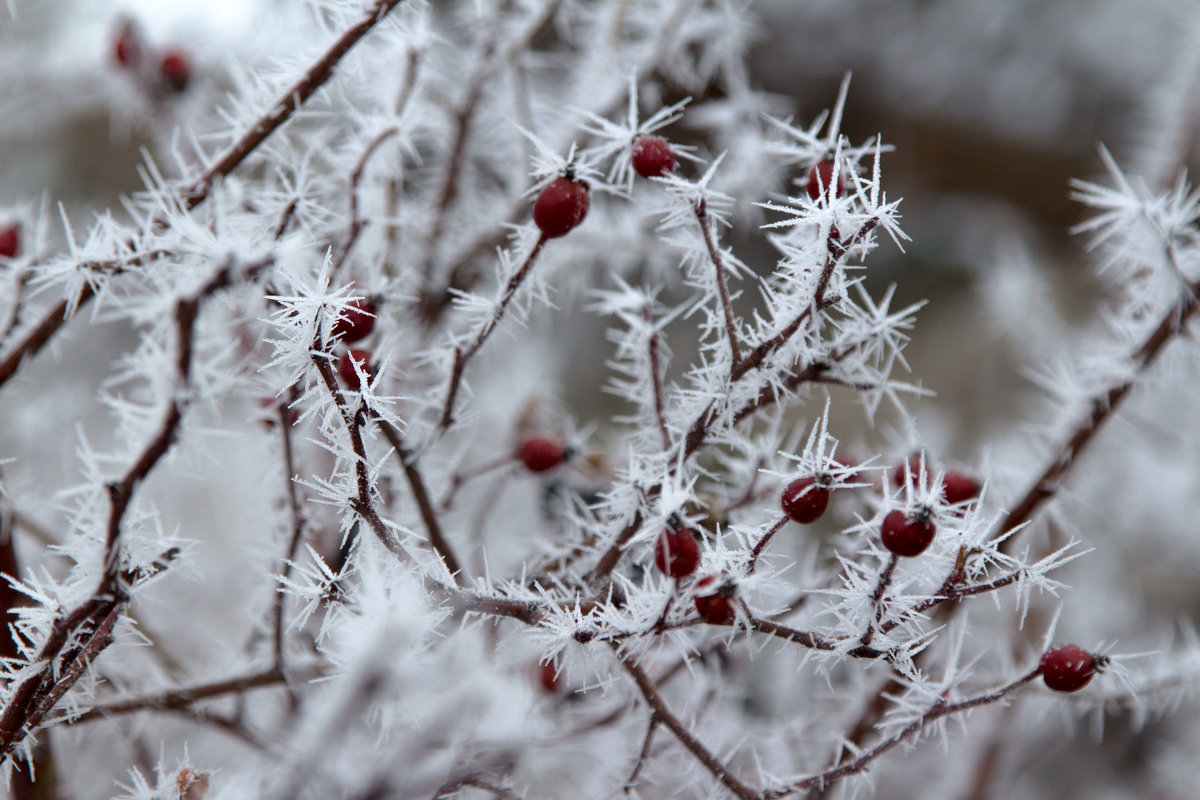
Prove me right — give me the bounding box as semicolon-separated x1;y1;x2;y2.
762;669;1042;799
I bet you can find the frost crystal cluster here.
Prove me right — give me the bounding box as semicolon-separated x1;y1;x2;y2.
1;2;1199;799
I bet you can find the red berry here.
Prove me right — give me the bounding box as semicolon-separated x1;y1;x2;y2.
631;135;676;179
1040;645;1097;693
539;660;561;694
942;471;981;505
891;454;923;487
533;176;589;238
654;528;701;578
338;349;373;390
332;298;376;344
0;224;19;259
880;509;936;557
518;436;565;472
113;22;140;69
693;576;736;625
159;49;191;93
781;477;830;524
806;159;845;202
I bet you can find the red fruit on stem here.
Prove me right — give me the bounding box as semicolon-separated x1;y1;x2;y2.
533;176;589;238
781;477;830;524
880;509;936;557
518;436;565;472
159;49;191;93
806;159;845;202
942;471;981;505
693;575;736;625
891;454;923;487
1040;645;1097;693
332;298;376;344
338;349;373;390
539;660;560;694
114;22;141;69
631;135;676;179
654;528;701;578
0;224;19;259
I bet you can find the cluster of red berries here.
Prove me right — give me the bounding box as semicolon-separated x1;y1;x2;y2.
530;136;676;238
649;523;738;626
692;575;736;625
112;19;192;94
0;223;19;259
1040;644;1104;692
332;298;377;390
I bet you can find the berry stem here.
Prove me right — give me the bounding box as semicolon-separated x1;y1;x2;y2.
746;515;790;574
438;233;548;431
858;554;899;650
694;199;743;366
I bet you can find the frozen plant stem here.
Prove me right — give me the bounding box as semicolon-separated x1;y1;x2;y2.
645;304;671;448
695;199;742;365
310;345;405;559
617;652;760;800
272;385;306;681
0;257;270;765
375;416;464;579
993;277;1200;554
761;669;1043;798
64;666;297;725
330;127;402;281
438;233;548;430
859;554;899;651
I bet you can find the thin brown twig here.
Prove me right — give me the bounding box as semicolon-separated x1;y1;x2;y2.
746;516;789;574
616;651;759;800
438;233;548;431
420;0;515;284
331;127;402;281
761;669;1041;799
272;383;306;685
376;417;463;580
623;713;660;793
858;554;898;651
695;199;742;365
63;666;294;725
645;305;671;448
310;348;405;559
